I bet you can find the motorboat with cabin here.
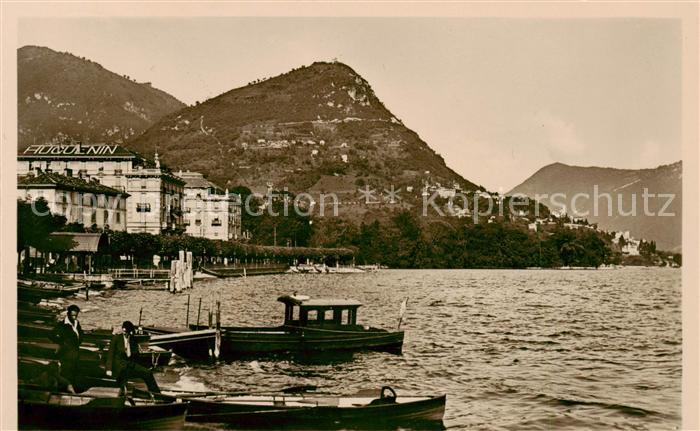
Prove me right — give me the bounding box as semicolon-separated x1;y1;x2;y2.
183;294;405;358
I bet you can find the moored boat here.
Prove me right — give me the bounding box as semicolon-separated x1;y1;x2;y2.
18;387;188;430
159;386;445;429
18;284;80;303
142;327;218;360
187;294;404;358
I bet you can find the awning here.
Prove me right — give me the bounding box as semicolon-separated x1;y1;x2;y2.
49;232;109;253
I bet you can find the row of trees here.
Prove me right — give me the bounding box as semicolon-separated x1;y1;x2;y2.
311;211;614;269
19;197;672;271
107;231;352;268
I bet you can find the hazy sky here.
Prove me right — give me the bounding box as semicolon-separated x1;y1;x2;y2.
18;17;682;191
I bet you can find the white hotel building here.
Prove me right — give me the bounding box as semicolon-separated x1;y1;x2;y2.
177;171;242;241
18;143;185;234
17;171;129;231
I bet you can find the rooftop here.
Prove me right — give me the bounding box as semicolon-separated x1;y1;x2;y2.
18;172;128;196
177;170;224;193
277;294;363;308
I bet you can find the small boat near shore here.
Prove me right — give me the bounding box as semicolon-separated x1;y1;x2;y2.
183;294;404;358
156;386;445;429
18;386;188;430
18;284;80;304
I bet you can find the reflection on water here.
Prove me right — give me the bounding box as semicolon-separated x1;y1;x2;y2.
74;268;681;430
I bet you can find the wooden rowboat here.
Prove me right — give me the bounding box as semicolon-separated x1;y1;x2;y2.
18;285;79;304
18;387;187;430
158;386;445;429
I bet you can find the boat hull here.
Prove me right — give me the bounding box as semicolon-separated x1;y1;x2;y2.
191;326;404;358
184;395;445;429
18;394;187;430
143;327;217;360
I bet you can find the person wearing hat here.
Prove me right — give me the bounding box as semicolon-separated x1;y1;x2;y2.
105;321;161;394
49;304;83;393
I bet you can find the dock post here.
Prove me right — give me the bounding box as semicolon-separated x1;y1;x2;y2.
196;297;202;327
215;301;221;359
207;308;213;358
169;261;177;293
185;294;191;329
186;251;194;289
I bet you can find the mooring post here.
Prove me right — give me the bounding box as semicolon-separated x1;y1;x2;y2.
215;300;221;359
196;297;202;327
185;294;191;329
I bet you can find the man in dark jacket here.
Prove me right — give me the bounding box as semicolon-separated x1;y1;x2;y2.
106;321;161;394
49;304;83;392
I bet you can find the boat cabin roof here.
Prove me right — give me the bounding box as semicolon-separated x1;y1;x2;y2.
277;295;362;309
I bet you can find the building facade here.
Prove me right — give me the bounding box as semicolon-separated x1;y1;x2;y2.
18;143;184;234
177;171;242;240
18;172;129;231
126;164;185;234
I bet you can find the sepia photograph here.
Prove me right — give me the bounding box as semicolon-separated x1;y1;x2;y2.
1;2;698;430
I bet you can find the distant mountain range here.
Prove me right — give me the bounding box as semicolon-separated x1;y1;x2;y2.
509;161;682;251
18;46;185;149
127;61;480;197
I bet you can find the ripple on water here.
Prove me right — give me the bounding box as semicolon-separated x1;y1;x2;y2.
73;268;681;430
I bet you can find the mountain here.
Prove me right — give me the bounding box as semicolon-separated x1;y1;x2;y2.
127;61;480;202
18;45;185;149
509;161;682;251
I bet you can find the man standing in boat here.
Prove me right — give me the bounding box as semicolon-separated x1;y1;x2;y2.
106;321;161;394
49;304;83;393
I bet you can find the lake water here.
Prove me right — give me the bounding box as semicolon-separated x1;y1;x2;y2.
74;268;682;430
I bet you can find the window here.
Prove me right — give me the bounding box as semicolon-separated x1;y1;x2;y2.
195;219;202;226
324;309;334;321
136;203;151;212
78;169;87;178
115;169;123;177
90;210;97;224
141;180;147;189
211;218;222;226
116;211;121;223
65;168;73;177
307;310;318;321
292;306;300;321
103;210;109;223
341;309;350;325
98;167;104;176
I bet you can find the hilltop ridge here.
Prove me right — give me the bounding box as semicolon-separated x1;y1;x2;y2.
509;161;682;251
18;45;185;148
128;60;480;199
